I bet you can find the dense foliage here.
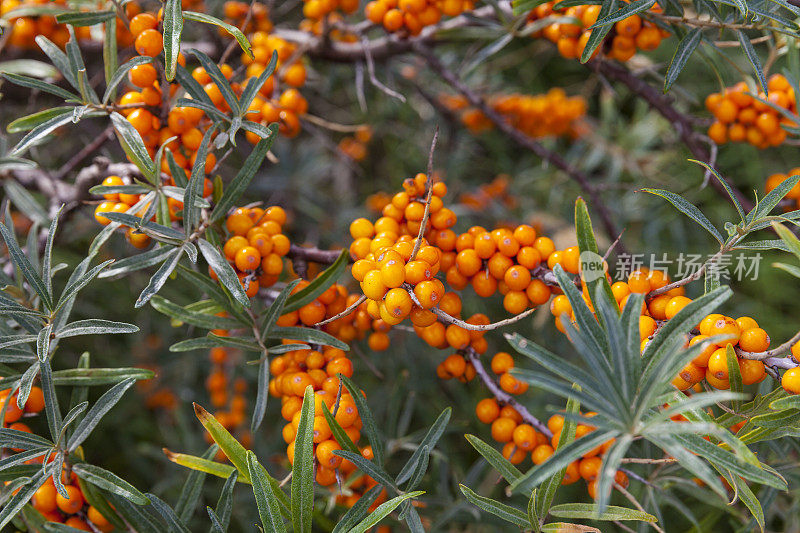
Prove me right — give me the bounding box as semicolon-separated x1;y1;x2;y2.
2;0;800;530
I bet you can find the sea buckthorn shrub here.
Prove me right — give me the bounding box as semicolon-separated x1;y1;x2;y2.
5;0;800;530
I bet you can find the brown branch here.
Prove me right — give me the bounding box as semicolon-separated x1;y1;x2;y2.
286;243;346;264
415;44;625;251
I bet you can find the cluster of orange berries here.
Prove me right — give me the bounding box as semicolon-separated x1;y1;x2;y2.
267;344;365;485
445;223;556;315
116;9;229;185
338;126;373;161
765;168;800;210
705;75;796;147
0;0;92;48
672;313;768;391
527;2;667;61
218;205;290;297
93;174;157;249
443;90;587;139
365;0;473;35
235;24;309;140
458;175;517;211
3;388;112;531
30;469;114;531
545;413;627;497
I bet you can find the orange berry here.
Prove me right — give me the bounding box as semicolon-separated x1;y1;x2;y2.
134;29;163;57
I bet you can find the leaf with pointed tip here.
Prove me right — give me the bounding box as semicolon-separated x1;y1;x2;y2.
291;386;315;533
73;464;149;505
102;56;152;103
135;247;184;308
247;451;287;533
67;378;136;451
162;0;183;81
549;503;657;522
459;485;528;527
330;485;382;533
146;493;190;533
579;0;617;62
339;374;383;464
750;176;800;222
395;407;450;486
150;296;243;330
464;434;521;483
283;250;349;313
688;160;745;222
197;239;250;307
210;132;276;223
183;127;215;233
664;29;703;92
55;319;138;338
109;112;157;183
187;49;240;113
1;72;77;100
642;188;723;243
164;449;241;483
737;30;766;94
348;491;425;533
0;222;52;309
266;326;348;351
35;35;77;89
193;403;250;482
183;12;253;60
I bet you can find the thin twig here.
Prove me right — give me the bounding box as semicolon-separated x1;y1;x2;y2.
464;347;552;437
403;283;537;331
410;127;439;261
314;295;367;326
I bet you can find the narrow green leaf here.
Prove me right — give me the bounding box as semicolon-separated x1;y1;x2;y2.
102;56;151;104
162;0;183;81
459;485;528;527
135;247;184;308
68;378;136;450
197;239;250;308
55;319;138;338
464;434;521;483
348;491;425;533
194;403;251;482
664;29;703;91
283;250;349;313
549;503;657;522
109;112;157;183
247;451;287;533
737;30;767;93
641;188;723;243
210;131;277;222
291;386;315;533
73;464;149;505
183;12;253;59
